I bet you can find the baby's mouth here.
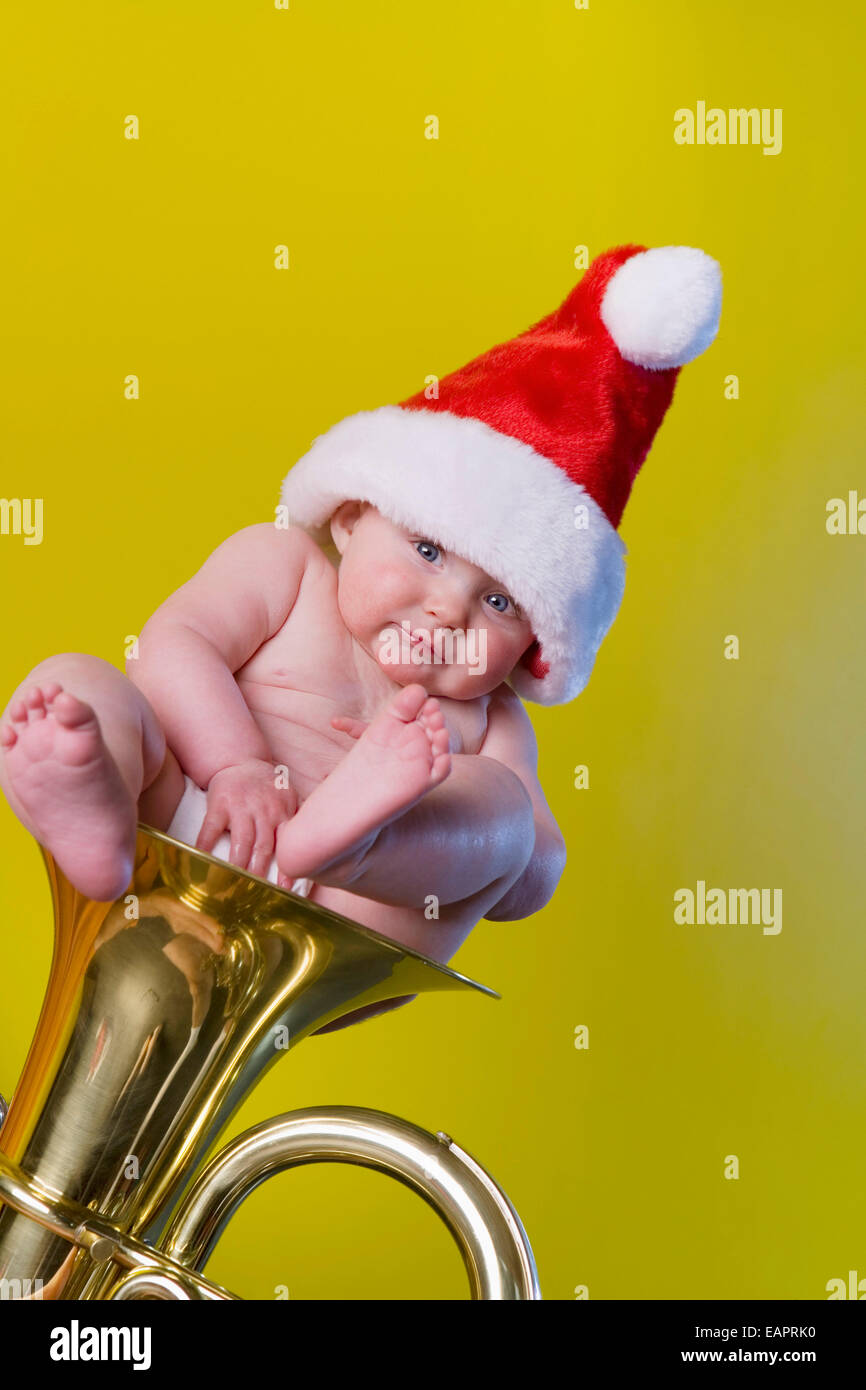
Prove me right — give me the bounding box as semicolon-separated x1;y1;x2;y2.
390;624;434;661
390;621;432;648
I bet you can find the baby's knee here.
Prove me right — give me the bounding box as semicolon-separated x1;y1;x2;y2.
3;653;108;724
27;651;121;686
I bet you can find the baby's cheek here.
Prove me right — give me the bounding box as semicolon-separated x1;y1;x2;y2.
479;629;521;676
341;559;391;605
361;565;412;610
376;560;412;588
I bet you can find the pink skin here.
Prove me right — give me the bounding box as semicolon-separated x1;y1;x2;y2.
329;501;536;703
0;504;539;904
175;504;537;879
195;758;299;879
274;680;451;884
0;678;452;902
0;683;138;902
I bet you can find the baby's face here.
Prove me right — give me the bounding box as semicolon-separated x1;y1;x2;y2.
330;502;535;699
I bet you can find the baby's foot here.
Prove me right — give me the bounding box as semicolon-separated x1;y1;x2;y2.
0;683;138;901
275;683;450;881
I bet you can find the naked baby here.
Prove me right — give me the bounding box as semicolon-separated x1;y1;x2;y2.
0;245;721;1030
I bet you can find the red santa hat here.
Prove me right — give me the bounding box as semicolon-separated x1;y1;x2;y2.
280;243;722;705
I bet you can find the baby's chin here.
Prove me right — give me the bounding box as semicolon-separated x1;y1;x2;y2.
383;661;503;701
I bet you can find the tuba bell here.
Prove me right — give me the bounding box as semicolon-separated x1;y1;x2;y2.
0;824;540;1300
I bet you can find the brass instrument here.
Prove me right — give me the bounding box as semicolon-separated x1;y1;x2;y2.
0;825;540;1300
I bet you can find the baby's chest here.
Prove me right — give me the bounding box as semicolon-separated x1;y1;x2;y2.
237;595;490;768
241;674;486;771
237;581;361;709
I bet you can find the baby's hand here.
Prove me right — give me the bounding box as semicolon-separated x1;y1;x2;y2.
195;757;299;878
330;713;369;740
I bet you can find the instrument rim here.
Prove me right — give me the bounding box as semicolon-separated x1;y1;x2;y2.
131;820;501;1000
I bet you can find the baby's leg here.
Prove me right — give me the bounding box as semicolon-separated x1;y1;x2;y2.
0;654;183;901
309;881;500;1034
275;683;450;883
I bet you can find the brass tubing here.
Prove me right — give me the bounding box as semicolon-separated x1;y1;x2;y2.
163;1106;541;1301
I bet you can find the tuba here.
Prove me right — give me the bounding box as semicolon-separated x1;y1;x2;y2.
0;824;540;1300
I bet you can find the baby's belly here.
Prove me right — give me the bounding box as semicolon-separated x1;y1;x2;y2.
236;679;360;804
235;682;472;951
236;674;482;803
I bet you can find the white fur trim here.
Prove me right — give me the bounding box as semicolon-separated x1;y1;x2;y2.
600;246;722;370
280;405;627;705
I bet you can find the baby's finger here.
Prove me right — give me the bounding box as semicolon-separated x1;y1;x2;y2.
248;823;277;880
227;812;256;871
196;806;229;855
331;714;368;740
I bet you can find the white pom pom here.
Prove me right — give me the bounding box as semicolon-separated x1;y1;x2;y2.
600;246;722;370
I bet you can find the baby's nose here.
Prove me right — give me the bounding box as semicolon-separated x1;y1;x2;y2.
424;587;468;628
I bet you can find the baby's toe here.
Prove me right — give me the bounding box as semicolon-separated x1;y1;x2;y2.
24;688;49;720
50;691;97;727
391;683;429;719
7;698;29;724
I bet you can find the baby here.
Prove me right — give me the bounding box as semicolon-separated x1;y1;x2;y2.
0;508;563;1032
0;244;721;1028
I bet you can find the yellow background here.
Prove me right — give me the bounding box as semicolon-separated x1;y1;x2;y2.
1;1;864;1299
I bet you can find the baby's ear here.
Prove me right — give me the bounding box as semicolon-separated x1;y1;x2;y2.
329;499;366;552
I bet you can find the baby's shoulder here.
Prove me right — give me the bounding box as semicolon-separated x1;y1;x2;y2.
439;689;494;756
221;520;324;563
474;683;538;760
445;683;534;759
213;523;334;602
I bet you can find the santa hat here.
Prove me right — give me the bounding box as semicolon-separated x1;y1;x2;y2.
280;244;722;705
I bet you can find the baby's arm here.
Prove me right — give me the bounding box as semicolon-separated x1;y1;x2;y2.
474;686;567;920
127;523;314;865
327;686;566;919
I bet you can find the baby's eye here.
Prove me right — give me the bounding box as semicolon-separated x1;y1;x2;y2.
485;592;513;614
415;539;442;563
